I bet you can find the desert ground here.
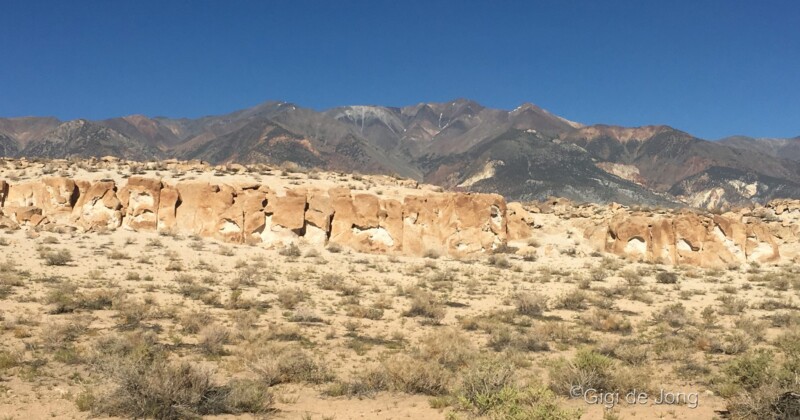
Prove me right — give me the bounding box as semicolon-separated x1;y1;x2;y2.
0;158;798;420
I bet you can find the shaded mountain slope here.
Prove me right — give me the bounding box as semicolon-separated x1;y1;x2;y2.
20;120;162;161
563;126;800;192
422;129;677;206
670;166;800;209
719;135;800;162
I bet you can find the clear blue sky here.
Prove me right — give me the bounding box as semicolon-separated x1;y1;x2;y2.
1;1;798;139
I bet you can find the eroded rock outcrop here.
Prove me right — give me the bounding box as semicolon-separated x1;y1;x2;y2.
71;179;122;230
0;174;792;266
4;177;78;224
119;176;162;231
582;209;781;268
0;176;509;258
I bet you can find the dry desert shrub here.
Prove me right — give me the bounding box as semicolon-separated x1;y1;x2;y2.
88;332;272;419
278;243;302;257
654;302;692;328
417;328;477;371
656;271;679;284
318;273;344;290
512;291;548;317
276;287;308;310
712;346;800;419
345;304;384;320
583;308;632;334
487;254;510;268
403;288;446;324
548;348;650;397
198;324;231;356
179;310;213;334
383;353;451;395
555;289;589;311
39;248;73;266
455;357;581;419
241;342;333;386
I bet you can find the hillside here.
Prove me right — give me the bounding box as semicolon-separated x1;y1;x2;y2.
1;99;799;208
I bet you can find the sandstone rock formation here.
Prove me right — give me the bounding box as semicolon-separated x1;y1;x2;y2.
0;176;509;258
579;208;781;268
0;172;794;268
494;194;790;269
71;179;122;230
3;177;78;224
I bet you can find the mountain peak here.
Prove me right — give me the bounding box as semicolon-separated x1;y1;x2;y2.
510;103;583;129
511;102;543;113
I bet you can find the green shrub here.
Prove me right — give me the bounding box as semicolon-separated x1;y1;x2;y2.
548;348;648;397
717;349;775;396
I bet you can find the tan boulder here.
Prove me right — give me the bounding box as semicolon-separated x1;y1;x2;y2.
119;176;162;231
327;189;405;253
347;194;402;253
0;215;18;229
673;212;708;265
3;177;79;222
401;192;506;257
6;180;46;209
4;177;77;223
449;193;507;255
3;205;43;225
597;209;780;268
648;217;676;264
175;181;237;241
399;194;434;256
259;189;307;246
745;222;780;263
306;189;333;231
42;177;79;221
72;180;122;230
157;185;180;232
378;198;404;252
329;187;359;248
268;190;306;231
507;202;534;241
237;187;270;242
304;189;333;246
606;214;652;260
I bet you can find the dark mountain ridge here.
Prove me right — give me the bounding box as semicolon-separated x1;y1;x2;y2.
1;99;797;208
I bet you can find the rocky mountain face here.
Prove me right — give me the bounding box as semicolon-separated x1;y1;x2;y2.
1;100;798;208
18;120;162;161
719;135;800;163
669;167;800;210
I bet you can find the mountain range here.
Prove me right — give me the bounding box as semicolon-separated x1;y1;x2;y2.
1;99;799;209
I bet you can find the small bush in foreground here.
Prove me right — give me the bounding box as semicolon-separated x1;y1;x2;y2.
41;249;73;266
89;333;272;419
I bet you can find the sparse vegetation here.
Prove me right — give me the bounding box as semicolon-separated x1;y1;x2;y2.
0;158;796;419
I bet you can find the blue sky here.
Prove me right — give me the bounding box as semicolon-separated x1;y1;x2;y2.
1;0;798;139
